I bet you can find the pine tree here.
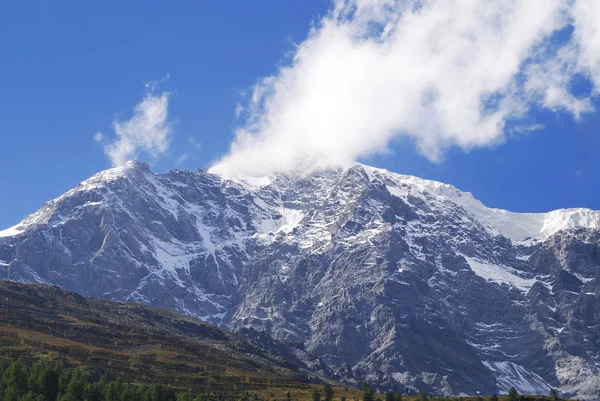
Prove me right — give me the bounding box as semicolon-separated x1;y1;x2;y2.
3;386;20;401
508;387;519;401
324;384;334;401
1;360;29;401
58;370;72;397
313;388;322;401
419;392;428;401
550;388;559;401
39;368;60;401
177;392;194;401
362;384;374;401
84;382;105;401
105;380;121;401
64;369;87;401
490;395;499;401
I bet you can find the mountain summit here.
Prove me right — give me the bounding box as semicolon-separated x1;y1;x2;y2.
1;161;600;398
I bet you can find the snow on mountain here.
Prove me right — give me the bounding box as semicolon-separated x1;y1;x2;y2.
1;161;600;398
362;165;600;241
482;361;551;395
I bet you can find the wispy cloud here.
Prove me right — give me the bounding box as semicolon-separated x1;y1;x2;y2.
99;84;172;166
188;137;202;151
175;153;189;166
213;0;600;176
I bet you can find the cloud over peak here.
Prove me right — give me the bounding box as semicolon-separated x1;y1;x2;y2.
213;0;600;176
99;87;172;167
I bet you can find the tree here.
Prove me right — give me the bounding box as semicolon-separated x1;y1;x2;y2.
27;363;44;395
550;388;559;401
178;392;194;401
1;361;29;401
312;388;322;401
362;384;374;401
386;393;395;401
393;394;403;401
490;395;499;401
418;392;428;401
341;396;347;401
122;386;140;401
64;369;86;401
39;369;60;401
105;380;121;401
3;386;20;401
323;384;334;401
58;370;72;396
84;382;105;401
508;387;519;401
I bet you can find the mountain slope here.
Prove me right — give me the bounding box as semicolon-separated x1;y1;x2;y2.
1;161;599;398
0;280;334;391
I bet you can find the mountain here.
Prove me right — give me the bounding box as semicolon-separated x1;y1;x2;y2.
0;280;336;392
1;161;599;398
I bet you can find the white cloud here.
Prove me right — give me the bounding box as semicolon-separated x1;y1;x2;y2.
234;103;244;118
212;0;600;177
93;132;104;143
188;137;202;151
175;153;189;166
103;89;172;166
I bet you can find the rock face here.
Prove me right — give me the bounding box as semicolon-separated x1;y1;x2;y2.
1;161;600;398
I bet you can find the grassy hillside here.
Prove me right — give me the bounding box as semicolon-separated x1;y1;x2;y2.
0;281;334;395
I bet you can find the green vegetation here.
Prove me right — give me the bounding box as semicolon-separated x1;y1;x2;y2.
312;388;321;401
323;384;334;401
362;384;374;401
0;359;178;401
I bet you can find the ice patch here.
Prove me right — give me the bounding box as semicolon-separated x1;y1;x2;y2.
259;208;304;235
463;256;537;293
152;239;199;286
386;185;405;199
483;361;551;395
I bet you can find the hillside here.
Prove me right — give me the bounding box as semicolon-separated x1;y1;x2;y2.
0;281;335;394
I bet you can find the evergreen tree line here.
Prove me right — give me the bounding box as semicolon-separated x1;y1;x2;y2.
0;358;231;401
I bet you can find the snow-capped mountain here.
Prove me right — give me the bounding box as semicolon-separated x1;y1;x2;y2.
1;161;600;398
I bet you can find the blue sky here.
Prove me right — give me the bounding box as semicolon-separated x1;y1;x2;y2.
1;0;599;229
